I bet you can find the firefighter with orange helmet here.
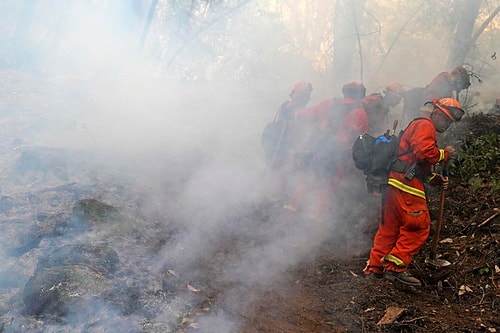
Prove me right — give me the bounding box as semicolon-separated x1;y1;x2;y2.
403;67;470;124
362;94;384;135
362;83;405;135
342;81;366;106
288;81;313;111
363;97;464;286
424;67;471;102
263;81;313;203
283;82;368;222
384;83;405;107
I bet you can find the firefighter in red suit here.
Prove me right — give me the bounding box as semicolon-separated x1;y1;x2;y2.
284;82;368;222
267;81;312;203
405;67;470;122
362;83;405;136
424;66;470;102
363;97;464;286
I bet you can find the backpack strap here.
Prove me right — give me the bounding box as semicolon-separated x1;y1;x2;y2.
391;159;411;173
389;117;429;173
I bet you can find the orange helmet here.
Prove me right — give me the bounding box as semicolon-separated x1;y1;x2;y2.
361;94;383;113
428;97;465;122
342;81;366;100
291;81;312;94
384;83;405;97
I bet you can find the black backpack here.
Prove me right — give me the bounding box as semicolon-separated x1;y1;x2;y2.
352;118;430;193
352;125;402;193
261;121;288;166
261;102;295;167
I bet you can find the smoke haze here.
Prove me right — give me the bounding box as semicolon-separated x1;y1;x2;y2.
0;1;499;332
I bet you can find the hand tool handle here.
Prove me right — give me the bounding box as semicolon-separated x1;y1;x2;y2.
430;161;448;259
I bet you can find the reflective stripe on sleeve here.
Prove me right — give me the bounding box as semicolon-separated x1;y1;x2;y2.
439;148;445;162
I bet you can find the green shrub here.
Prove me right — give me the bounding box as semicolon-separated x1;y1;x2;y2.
452;132;500;195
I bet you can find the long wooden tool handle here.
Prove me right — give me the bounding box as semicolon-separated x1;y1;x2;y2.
390;119;398;136
430;161;448;259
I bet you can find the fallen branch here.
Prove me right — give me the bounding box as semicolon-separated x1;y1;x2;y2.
399;316;428;324
477;208;499;228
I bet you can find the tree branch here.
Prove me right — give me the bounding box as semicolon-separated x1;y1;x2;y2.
351;0;365;83
470;5;500;46
371;2;424;80
164;0;253;73
138;0;159;53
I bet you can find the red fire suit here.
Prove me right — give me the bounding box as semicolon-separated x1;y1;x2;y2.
285;98;368;220
268;101;308;202
311;101;368;221
423;72;455;101
365;118;449;274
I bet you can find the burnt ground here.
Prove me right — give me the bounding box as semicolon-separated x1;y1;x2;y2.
0;71;498;332
235;114;500;333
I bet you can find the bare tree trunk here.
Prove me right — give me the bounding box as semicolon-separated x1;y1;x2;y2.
332;0;366;88
447;0;481;68
139;0;159;53
10;0;38;69
11;0;37;47
470;5;500;46
163;0;251;74
371;2;424;79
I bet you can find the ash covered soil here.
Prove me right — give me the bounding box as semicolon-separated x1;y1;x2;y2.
0;71;498;333
238;114;500;333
